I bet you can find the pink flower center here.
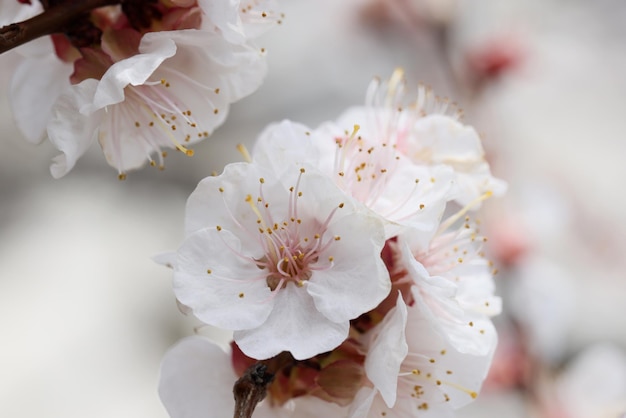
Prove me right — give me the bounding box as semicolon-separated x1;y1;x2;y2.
218;169;344;292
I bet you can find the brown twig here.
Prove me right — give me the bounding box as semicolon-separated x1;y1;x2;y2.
0;0;120;54
233;363;275;418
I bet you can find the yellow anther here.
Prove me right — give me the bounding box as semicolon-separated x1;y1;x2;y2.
236;144;252;163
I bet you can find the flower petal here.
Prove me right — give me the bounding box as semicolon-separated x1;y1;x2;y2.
364;294;408;408
47;79;102;178
234;283;349;360
158;336;237;418
306;211;390;322
9;47;73;144
174;227;274;330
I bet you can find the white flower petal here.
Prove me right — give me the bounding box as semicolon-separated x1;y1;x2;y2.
198;0;245;43
184;162;274;258
408;114;506;206
174;228;274;330
84;37;177;113
306;212;390;322
9;46;73;144
158;336;237;418
198;0;282;42
234;283;349;360
399;236;498;356
364;294;408;408
47;79;102;178
253;120;320;177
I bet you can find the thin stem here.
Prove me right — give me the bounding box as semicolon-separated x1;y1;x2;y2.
0;0;120;54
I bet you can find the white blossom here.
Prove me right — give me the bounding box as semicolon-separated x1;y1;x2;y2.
174;162;390;359
395;214;501;356
253;119;456;240
364;69;507;207
351;296;495;418
47;29;267;178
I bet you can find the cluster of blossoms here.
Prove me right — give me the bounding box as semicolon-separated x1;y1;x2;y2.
158;69;506;417
7;0;281;178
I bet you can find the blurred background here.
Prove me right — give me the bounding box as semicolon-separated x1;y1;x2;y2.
1;0;625;417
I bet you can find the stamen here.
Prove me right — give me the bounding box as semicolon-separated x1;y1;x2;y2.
437;191;493;234
237;143;253;163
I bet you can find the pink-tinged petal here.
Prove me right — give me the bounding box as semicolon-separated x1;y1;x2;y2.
47;79;102;178
364;294;408;408
9;51;73;144
70;47;114;84
161;6;203;30
234;283;349;360
158;337;237;418
167;0;197;7
174;228;274;330
100;28;142;61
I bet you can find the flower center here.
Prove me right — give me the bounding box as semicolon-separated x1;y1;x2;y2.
244;169;342;292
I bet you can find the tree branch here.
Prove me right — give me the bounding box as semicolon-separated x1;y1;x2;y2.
0;0;120;54
233;363;275;418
